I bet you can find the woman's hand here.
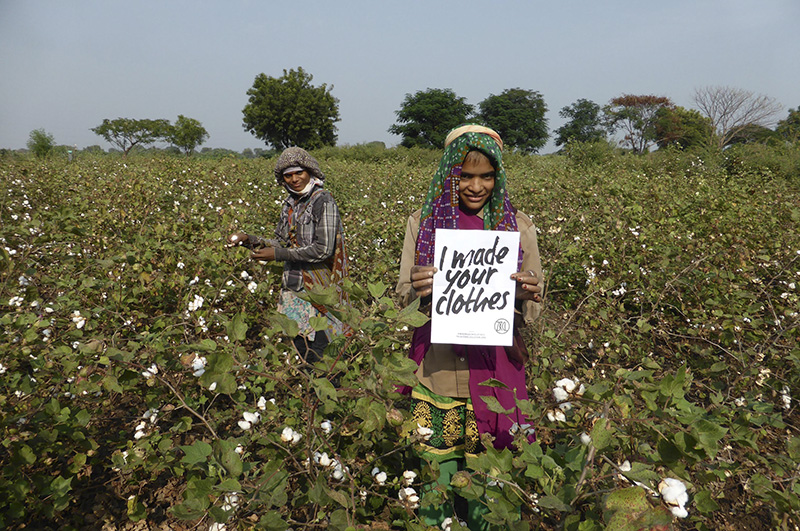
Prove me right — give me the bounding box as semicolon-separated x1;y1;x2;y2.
251;247;276;262
511;270;542;302
227;232;249;247
410;265;437;298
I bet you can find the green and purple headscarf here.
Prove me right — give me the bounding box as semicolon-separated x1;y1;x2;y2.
415;124;520;267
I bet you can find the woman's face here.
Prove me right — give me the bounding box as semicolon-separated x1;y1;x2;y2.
458;157;496;213
283;169;312;193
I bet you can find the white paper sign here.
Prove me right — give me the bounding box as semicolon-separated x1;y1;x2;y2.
430;229;520;346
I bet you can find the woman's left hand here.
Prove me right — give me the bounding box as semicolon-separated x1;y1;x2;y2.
251;247;276;262
511;270;542;302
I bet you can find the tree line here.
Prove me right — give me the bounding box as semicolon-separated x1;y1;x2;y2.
24;67;800;159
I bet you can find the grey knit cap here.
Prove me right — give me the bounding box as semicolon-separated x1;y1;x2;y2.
273;147;325;184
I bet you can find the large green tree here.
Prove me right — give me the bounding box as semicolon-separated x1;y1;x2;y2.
477;88;548;153
168;115;209;155
389;88;474;149
776;107;800;143
652;106;714;150
242;67;339;150
91;118;170;156
605;95;673;153
554;99;607;147
27;129;56;159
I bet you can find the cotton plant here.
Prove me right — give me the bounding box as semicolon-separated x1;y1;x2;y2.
133;408;159;440
238;411;260;431
280;426;302;445
398;486;420;510
546;376;585;422
371;467;388;486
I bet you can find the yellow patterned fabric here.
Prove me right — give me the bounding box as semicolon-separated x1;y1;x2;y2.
411;383;482;461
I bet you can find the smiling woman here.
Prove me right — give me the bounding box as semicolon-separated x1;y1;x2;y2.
226;147;349;366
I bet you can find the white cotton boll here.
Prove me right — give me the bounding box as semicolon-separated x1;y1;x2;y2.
552;387;569;403
398;487;420;509
374;471;387;485
209;381;217;392
238;420;252;430
319;453;332;468
559;401;573;411
281;427;295;443
546;411;556;422
670;506;689;518
320;419;332;434
235;445;244;455
247;281;258;293
580;432;591;446
257;396;267;410
402;470;417;486
242;411;260;424
416;424;433;441
576;383;586;396
554;410;566;422
555;378;577;393
291;431;302;444
619;460;632;472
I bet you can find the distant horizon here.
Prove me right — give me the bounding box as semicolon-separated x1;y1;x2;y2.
2;1;797;155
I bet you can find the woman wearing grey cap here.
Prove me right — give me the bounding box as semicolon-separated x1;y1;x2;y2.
227;147;349;364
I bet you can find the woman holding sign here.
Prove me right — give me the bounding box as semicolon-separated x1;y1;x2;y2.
396;125;543;528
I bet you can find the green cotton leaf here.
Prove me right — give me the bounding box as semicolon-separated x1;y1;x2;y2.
180;440;213;465
480;395;515;415
788;437;800;460
311;377;338;403
538;494;572;512
227;313;248;342
214;439;243;478
692;419;728;455
16;444;36;465
603;486;650;514
127;494;147;522
694;489;720;514
258;511;289;531
323;484;350;508
270;311;300;338
309;316;329;332
367;280;387;299
397;297;430;327
591;418;612;450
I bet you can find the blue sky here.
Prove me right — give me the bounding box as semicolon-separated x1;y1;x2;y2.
1;0;798;153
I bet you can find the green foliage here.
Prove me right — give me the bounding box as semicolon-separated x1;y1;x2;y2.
168;115;209;155
776;106;800;143
653;106;714;151
242;67;340;150
91;117;172;156
26;128;56;159
555;99;608;147
1;148;799;529
478;88;548;153
605;95;673;153
389;88;474;148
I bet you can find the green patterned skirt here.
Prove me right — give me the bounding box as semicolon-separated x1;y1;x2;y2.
411;383;483;461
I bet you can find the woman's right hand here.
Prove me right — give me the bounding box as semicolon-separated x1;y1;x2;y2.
227;232;248;247
410;265;438;298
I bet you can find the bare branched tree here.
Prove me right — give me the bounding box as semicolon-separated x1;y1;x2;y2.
693;86;783;149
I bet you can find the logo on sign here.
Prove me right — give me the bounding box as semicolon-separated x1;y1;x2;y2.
494;318;510;334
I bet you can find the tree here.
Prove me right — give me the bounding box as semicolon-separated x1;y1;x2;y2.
652;106;714;150
776;107;800;143
242;67;339;150
605;95;673;153
693;86;783;150
91;118;171;157
476;88;548;153
27;129;56;159
554;99;607;147
168;115;209;155
389;88;474;149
